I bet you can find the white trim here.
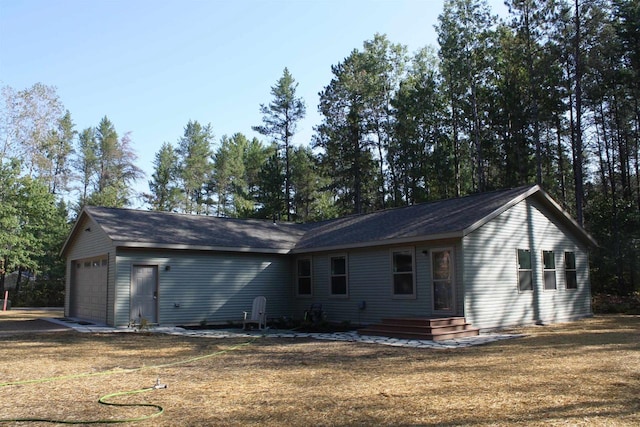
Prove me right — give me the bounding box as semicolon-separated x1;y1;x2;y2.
542;250;557;291
390;247;416;299
517;248;534;293
431;247;456;314
564;251;578;290
295;256;313;297
328;253;349;298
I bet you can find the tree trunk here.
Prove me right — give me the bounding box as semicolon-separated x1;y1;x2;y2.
523;3;543;185
15;268;23;294
471;79;484;192
555;114;567;205
350;109;363;215
376;127;386;209
573;0;585;226
284;141;291;222
635;98;640;214
451;78;461;197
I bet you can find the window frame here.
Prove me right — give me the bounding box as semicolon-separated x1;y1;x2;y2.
542;250;557;291
391;247;416;299
431;247;455;312
564;251;578;290
296;257;313;297
517;249;534;292
329;254;348;298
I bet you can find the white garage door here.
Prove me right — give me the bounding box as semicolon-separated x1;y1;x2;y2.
70;256;108;324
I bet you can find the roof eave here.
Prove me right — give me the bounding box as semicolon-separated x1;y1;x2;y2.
462;184;541;237
60;208;103;257
290;231;464;254
533;188;599;247
461;185;598;247
114;241;292;255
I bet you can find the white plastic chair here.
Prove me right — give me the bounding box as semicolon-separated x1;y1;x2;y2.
243;296;267;330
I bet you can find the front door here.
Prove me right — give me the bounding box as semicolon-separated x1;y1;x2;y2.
432;248;455;314
131;265;158;324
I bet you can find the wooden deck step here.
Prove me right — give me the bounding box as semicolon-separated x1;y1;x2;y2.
358;317;479;341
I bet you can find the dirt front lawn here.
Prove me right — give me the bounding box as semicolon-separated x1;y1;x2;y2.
0;314;638;426
0;309;68;335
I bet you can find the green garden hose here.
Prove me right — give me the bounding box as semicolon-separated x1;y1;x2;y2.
0;387;164;424
0;338;256;424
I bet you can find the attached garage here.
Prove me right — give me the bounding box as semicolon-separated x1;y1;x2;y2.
61;207;304;327
62;211;116;326
69;255;109;323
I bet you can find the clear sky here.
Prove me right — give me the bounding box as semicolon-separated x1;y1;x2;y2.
1;0;507;207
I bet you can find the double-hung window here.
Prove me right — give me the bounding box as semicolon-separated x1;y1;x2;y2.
392;249;415;297
517;249;533;291
565;252;577;289
330;255;348;296
543;250;557;290
296;258;312;296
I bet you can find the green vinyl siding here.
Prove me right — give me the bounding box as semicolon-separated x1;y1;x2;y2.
113;250;292;327
64;216;116;325
290;241;463;326
462;198;591;330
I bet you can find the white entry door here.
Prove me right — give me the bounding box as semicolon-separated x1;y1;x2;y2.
130;265;158;324
432;248;455;314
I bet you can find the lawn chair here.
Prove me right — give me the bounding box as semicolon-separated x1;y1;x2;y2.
243;296;267;330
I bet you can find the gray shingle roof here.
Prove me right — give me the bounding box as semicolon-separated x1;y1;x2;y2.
67;185;594;255
84;207;313;253
293;185;538;251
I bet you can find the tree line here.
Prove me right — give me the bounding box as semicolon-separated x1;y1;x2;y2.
1;0;638;298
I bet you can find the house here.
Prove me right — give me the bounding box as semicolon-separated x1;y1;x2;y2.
61;185;596;331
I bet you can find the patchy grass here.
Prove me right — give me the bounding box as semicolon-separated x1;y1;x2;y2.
0;308;62;321
0;314;638;426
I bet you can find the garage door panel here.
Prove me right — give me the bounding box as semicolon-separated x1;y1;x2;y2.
71;256;108;323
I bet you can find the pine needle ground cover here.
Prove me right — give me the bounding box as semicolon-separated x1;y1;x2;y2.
0;314;638;426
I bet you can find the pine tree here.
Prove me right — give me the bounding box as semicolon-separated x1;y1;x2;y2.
437;0;497;193
74;117;143;209
146;142;181;211
176;120;214;214
391;46;450;203
253;68;306;221
315;46;384;214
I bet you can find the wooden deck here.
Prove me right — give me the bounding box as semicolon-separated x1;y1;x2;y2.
358;317;479;341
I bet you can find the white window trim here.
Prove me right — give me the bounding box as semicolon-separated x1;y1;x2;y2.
542;250;557;291
517;248;534;293
296;257;313;298
564;251;578;290
390;247;416;299
431;247;455;312
329;253;348;298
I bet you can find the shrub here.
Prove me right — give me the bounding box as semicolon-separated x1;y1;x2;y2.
10;279;65;307
592;293;640;315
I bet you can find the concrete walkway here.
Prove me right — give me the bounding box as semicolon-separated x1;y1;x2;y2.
45;317;524;349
